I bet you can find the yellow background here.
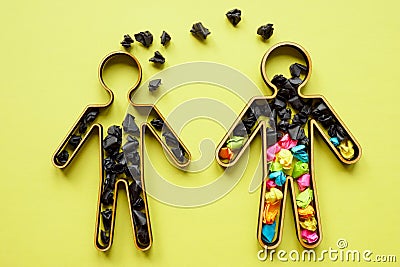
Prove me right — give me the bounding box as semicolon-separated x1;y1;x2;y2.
1;0;399;266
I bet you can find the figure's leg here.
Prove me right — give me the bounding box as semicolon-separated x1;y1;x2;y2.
96;106;192;251
257;91;320;248
95;119;152;251
258;129;322;249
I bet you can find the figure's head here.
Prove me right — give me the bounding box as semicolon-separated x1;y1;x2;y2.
261;42;312;97
99;51;142;106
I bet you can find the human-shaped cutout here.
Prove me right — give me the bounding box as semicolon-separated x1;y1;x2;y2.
51;51;190;252
216;42;362;249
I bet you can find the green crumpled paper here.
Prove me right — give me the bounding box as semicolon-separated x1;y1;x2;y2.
296;188;313;208
292;161;309;179
269;162;282;172
226;136;245;150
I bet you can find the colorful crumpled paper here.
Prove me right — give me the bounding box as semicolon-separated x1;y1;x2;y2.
278;134;298;149
292;161;309;179
261;221;276;243
298;205;315;219
219;147;233;160
276;149;293;169
296;188;313;208
263;201;280;224
267;143;281;162
300;216;317;231
330;137;339;147
269;171;286;186
301;229;319;243
265;187;283;203
338;139;355;160
282;164;294;176
226;136;245;150
269;161;282;172
266;179;277;190
291;145;309;163
297;173;310;191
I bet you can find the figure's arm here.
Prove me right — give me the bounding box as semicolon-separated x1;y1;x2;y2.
216;97;275;168
125;106;191;169
309;96;361;164
51;106;102;168
147;116;191;168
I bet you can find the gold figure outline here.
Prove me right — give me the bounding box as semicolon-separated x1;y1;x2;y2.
52;51;191;251
215;42;362;249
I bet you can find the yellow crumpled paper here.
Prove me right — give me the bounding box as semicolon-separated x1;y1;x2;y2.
298;205;315;219
299;216;317;231
276;149;293;169
338;139;355;160
265;187;283;204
